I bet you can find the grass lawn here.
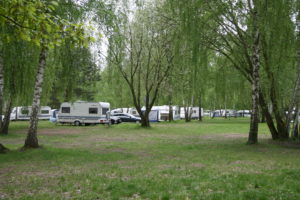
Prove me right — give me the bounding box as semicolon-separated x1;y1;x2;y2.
1;118;300;200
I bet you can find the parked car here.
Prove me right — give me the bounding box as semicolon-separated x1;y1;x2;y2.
110;116;122;124
111;113;141;123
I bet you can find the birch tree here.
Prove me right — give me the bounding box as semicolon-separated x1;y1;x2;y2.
286;2;300;137
247;0;260;144
1;0;92;148
23;4;92;148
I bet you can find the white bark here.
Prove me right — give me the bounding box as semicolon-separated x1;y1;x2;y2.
0;50;3;129
24;44;48;148
286;50;300;136
248;5;260;144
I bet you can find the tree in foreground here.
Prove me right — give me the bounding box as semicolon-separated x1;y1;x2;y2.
247;0;261;144
170;0;297;142
1;0;92;148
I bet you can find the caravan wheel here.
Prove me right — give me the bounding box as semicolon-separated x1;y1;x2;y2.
74;121;81;126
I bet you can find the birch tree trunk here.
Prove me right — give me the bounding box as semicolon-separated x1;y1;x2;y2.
24;44;48;148
286;50;300;136
291;106;299;139
0;50;4;131
1;95;13;135
248;7;260;145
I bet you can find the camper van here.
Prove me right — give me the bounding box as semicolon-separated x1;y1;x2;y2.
142;105;180;122
10;106;51;121
57;101;110;125
180;107;203;119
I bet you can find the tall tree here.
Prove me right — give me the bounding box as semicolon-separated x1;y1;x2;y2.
247;0;261;144
107;2;175;127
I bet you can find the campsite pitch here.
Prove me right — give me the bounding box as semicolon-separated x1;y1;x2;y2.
1;119;300;199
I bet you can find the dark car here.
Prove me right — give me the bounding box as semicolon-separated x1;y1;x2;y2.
111;113;141;123
110;116;122;124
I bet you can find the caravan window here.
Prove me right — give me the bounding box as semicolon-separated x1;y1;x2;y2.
89;108;98;114
21;109;29;115
193;110;197;113
102;108;109;115
62;107;70;113
41;110;49;114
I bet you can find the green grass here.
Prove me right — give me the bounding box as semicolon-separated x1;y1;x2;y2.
1;118;300;200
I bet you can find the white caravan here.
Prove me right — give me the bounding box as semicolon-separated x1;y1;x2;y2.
57;101;110;125
180;107;203;119
10;106;51;121
142;105;180;122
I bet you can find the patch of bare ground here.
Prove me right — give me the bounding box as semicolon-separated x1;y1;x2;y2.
224;166;263;174
96;147;152;158
200;133;247;140
0;168;63;198
100;147;129;153
15;128;86;136
189;163;206;168
0;167;15;185
38;128;86;136
200;133;270;141
53;133;152;149
17;170;62;178
0;165;63;180
230;160;257;165
157;164;173;170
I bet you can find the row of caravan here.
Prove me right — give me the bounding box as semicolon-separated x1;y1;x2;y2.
113;107;251;120
9;101;250;125
112;106;203;122
10;103;203;124
9;101;111;125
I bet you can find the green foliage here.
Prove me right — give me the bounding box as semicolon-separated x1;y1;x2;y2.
259;0;297;109
162;0;298;116
95;64;132;108
2;40;39;105
0;0;92;47
0;0;108;110
47;45;100;108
